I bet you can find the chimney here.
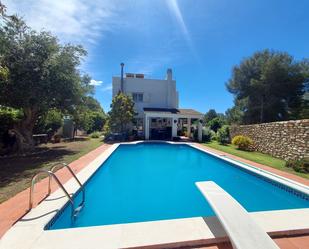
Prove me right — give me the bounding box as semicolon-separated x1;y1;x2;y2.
120;62;124;92
166;68;172;81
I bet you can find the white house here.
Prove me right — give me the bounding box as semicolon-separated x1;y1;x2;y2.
112;63;203;141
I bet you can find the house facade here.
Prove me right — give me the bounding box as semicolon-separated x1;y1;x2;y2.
112;64;203;141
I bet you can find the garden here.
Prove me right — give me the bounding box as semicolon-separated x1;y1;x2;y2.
198;110;308;179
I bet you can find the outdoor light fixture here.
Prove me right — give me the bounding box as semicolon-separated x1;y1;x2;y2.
174;119;177;124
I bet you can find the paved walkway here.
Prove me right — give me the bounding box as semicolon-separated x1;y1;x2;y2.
0;143;112;238
0;142;308;249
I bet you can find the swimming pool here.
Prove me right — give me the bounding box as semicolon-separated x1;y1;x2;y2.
47;143;309;230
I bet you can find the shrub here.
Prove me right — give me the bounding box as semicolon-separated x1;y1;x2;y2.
34;109;63;136
217;125;230;145
202;127;212;142
232;135;253;151
286;159;309;173
45;109;63;133
0;107;22;147
193;127;212;142
89;131;102;138
207;117;225;132
210;130;217;140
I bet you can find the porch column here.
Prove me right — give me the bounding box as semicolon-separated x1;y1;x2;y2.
198;120;202;142
187;118;191;138
172;118;178;138
145;116;150;140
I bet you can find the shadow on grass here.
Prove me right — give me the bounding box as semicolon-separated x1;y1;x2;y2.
0;147;77;189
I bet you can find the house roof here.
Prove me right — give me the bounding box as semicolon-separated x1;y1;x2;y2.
143;107;203;116
178;109;203;115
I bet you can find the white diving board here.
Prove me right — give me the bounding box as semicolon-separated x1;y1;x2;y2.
196;181;279;249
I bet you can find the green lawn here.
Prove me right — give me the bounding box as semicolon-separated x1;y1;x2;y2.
203;141;308;179
0;138;104;203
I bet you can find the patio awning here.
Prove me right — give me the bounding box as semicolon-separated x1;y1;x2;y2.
143;108;203;116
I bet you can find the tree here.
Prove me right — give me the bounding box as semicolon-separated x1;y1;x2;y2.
72;96;106;134
227;50;308;124
102;118;111;137
88;111;106;133
295;59;309;119
225;106;242;125
108;93;135;133
225;99;246;124
83;96;103;112
207;116;226;132
0;14;92;152
217;125;230;145
203;109;217;124
33;108;63;135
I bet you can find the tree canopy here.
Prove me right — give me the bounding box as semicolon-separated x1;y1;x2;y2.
0;14;93;151
203;109;218;124
108;93;135;133
203;109;227;131
227;50;309;124
73;96;106;134
207;116;226;132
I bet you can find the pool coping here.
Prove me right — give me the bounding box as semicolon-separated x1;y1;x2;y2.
1;141;309;249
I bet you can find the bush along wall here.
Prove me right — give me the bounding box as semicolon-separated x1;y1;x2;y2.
230;119;309;161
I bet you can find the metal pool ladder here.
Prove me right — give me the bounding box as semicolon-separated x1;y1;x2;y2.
28;162;85;220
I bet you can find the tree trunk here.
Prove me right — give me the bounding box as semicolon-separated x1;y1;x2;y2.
10;107;38;153
260;94;265;123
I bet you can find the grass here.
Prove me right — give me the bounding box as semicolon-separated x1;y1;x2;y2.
203;141;308;179
0;138;104;203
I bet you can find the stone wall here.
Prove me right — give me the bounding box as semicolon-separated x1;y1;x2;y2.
230;119;309;161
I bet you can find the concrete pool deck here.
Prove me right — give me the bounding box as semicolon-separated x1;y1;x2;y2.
0;141;308;249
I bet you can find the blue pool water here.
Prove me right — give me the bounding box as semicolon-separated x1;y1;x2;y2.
48;143;309;230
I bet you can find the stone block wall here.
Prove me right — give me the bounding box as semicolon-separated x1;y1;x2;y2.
230;119;309;161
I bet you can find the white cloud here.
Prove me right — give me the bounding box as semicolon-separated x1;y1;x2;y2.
2;0;196;77
101;84;112;92
90;79;103;86
2;0;120;47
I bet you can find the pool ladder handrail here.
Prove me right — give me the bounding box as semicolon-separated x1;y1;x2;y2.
49;162;85;208
28;163;85;219
29;169;74;210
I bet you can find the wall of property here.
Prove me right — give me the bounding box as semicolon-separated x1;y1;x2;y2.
230;119;309;161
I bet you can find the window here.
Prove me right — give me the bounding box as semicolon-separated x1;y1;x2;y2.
132;93;143;102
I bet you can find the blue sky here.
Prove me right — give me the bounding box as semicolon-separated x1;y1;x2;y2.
4;0;309;113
